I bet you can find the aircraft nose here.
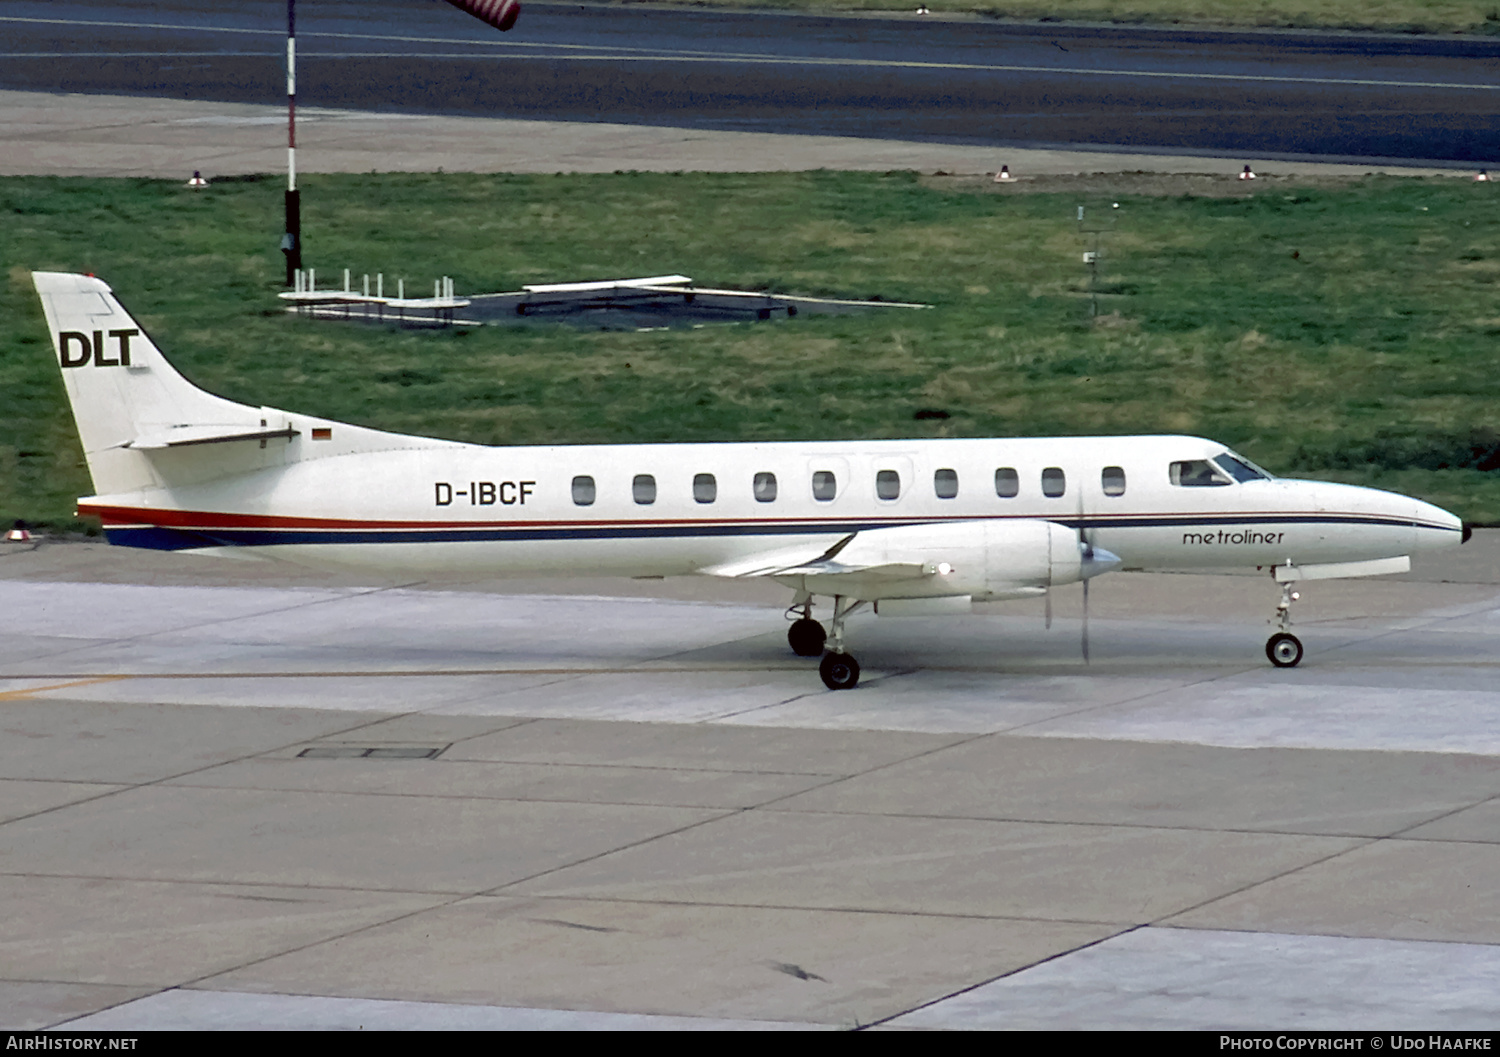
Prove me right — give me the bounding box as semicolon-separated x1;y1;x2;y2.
1413;497;1464;551
1081;545;1122;579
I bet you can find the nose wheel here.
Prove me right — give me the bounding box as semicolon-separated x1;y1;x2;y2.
1266;632;1303;668
1266;579;1304;668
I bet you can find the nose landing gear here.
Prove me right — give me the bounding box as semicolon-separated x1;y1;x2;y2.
1266;580;1304;668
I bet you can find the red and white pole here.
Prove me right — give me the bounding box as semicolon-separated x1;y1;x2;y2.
282;0;301;285
445;0;521;33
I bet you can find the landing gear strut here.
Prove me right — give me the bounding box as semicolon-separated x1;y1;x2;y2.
786;597;827;657
819;595;866;691
1266;580;1304;668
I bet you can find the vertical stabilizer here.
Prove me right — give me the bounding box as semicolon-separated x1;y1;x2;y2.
32;271;263;495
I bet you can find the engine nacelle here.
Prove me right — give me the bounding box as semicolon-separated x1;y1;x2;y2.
781;519;1099;603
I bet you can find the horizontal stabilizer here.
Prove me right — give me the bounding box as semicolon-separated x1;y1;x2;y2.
128;425;300;450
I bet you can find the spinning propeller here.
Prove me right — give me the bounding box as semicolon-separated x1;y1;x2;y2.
1074;484;1123;664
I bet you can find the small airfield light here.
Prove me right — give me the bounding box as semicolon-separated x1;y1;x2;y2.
187;170;208;188
1239;165;1257;180
994;165;1012;182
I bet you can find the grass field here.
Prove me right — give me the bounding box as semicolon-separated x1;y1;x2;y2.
4;170;1500;530
665;0;1500;35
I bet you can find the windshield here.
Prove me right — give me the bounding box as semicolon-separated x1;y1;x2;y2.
1213;451;1273;482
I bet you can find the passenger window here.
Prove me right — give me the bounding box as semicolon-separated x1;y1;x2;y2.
571;475;596;506
753;472;777;503
1041;467;1066;498
1102;466;1126;497
934;468;958;499
633;474;656;504
1170;460;1230;487
812;470;837;502
995;467;1019;498
693;473;717;504
876;469;901;501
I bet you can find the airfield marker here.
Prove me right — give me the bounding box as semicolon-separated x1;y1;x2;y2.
282;0;301;286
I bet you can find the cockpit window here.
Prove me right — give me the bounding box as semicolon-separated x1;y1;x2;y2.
1213;452;1272;482
1170;459;1231;487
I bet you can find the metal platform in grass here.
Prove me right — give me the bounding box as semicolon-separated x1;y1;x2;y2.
280;273;927;331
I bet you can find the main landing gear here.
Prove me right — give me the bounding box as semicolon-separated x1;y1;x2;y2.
1266;580;1304;668
786;598;827;657
819;650;860;691
786;595;867;689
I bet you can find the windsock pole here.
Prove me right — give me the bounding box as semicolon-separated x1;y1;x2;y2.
283;0;302;285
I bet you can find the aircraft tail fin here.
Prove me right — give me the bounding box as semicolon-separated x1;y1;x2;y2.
32;271;267;496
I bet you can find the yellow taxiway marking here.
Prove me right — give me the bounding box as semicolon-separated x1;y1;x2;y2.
0;676;130;701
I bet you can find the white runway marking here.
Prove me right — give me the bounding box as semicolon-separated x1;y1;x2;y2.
1023;679;1500;755
887;927;1500;1030
60;988;830;1031
53;930;1500;1030
5;580;1500;755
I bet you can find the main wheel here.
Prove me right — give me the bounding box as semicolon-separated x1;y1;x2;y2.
819;651;861;690
1266;632;1304;668
788;618;827;657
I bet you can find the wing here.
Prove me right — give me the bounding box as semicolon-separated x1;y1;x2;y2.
697;525;983;604
698;533;928;583
697;520;1103;603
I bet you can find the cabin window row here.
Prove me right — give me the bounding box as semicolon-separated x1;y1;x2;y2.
569;466;1130;505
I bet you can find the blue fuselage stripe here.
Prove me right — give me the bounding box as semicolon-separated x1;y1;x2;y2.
102;512;1451;552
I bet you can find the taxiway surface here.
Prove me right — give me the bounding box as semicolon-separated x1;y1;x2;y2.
1;536;1498;1030
4;7;1498;1027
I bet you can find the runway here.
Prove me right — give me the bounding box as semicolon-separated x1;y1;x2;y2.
1;536;1498;1029
3;0;1498;164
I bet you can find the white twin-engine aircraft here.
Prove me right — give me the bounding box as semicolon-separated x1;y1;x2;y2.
34;271;1466;689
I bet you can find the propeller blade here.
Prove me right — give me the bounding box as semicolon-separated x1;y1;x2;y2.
1077;483;1092;663
1081;576;1090;665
